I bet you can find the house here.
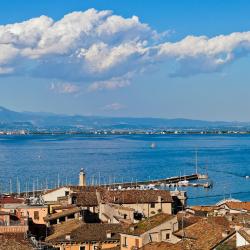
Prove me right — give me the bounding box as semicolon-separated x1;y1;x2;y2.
45;219;124;250
1;204;48;225
99;203;135;224
120;213;179;250
220;202;250;214
236;228;250;248
174;217;235;250
100;190;174;218
42;187;71;203
186;205;220;217
0;210;28;234
69;191;99;213
44;206;82;226
42;185;102;203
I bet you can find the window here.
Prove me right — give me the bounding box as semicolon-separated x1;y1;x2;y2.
150;203;155;208
80;246;85;250
165;233;170;240
34;211;39;220
65;191;69;196
72;196;77;204
124;214;127;219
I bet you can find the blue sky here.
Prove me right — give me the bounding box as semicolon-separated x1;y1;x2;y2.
1;0;250;121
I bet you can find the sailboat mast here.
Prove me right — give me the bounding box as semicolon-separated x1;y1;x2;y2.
195;150;198;174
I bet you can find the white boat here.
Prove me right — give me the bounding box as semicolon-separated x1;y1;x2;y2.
178;180;189;186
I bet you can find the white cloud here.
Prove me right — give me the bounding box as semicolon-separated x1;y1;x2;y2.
88;74;131;91
50;82;80;94
0;8;250;86
102;102;125;111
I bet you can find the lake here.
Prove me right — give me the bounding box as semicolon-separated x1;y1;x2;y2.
0;134;250;205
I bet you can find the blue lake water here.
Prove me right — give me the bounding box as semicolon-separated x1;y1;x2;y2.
0;134;250;205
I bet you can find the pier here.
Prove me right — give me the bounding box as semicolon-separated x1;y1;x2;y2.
4;173;210;197
100;173;209;189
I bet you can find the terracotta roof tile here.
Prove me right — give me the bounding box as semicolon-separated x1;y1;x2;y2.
101;190;173;204
46;220;124;243
177;213;203;228
226;202;250;211
0;196;24;205
140;240;195;250
0;234;32;250
238;228;250;244
44;207;81;221
189;205;219;212
139;242;176;250
71;192;98;207
125;213;176;235
237;245;250;249
174;217;234;250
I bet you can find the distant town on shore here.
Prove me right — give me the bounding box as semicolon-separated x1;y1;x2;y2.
1;106;250;135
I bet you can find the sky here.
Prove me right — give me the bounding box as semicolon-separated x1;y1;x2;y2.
1;0;250;121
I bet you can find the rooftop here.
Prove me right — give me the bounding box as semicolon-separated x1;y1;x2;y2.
189;205;219;213
139;240;195;250
225;202;250;211
238;228;250;244
139;242;177;250
0;196;24;205
44;207;81;221
174;217;234;250
46;219;124;243
125;213;175;235
0;234;32;250
101;190;173;204
71;192;98;207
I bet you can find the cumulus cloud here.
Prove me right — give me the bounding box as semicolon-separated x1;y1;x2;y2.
0;8;250;87
50;82;80;94
102;102;125;111
88;74;131;91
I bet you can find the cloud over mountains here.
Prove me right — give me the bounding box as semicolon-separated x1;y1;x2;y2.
0;8;250;90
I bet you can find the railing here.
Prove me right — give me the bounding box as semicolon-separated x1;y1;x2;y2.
0;225;28;233
0;220;27;226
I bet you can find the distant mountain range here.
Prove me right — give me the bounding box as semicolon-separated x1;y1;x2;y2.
0;106;249;131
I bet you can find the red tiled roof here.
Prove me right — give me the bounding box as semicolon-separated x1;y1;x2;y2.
0;196;24;205
100;190;173;204
237;246;250;250
0;233;32;250
174;217;234;250
238;229;250;244
46;220;124;243
225;202;250;211
125;213;176;235
44;207;81;221
71;192;98;207
189;205;219;212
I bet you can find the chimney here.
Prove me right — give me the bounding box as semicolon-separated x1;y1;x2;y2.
158;196;162;203
65;235;71;241
79;168;86;186
222;230;230;238
106;230;112;239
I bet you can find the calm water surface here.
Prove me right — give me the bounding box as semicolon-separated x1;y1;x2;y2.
0;134;250;205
